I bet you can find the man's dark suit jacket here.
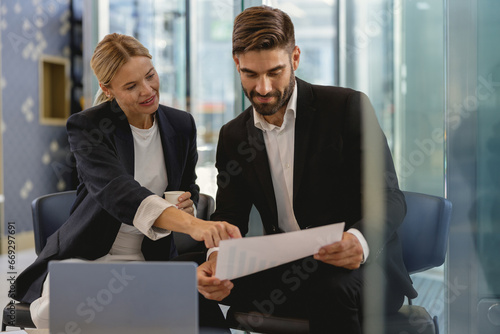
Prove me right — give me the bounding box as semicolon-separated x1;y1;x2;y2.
15;100;199;303
211;78;417;300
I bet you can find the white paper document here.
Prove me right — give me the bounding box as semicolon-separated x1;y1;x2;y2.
215;222;345;280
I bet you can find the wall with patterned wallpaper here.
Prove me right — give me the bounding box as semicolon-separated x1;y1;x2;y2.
0;0;74;235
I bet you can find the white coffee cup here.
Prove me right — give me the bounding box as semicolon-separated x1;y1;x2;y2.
164;191;185;204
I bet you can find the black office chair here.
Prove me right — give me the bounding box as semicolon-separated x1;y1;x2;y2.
2;190;215;331
31;190;78;256
2;190;77;330
226;191;452;334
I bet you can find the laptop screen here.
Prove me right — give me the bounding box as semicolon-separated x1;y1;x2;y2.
49;261;198;334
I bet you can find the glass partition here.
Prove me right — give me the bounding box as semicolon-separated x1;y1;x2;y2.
108;0;188;111
393;0;445;196
342;0;445;197
342;0;447;331
188;0;240;197
474;0;500;332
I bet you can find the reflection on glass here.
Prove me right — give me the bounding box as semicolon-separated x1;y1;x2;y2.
477;0;500;302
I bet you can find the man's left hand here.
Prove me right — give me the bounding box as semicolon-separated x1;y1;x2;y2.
313;232;364;270
197;253;234;301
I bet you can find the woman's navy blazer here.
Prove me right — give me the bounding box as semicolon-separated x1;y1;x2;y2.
15;100;199;303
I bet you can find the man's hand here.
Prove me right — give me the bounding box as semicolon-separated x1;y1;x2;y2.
313;232;364;270
197;253;234;301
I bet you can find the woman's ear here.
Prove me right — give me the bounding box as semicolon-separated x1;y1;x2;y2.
99;82;113;99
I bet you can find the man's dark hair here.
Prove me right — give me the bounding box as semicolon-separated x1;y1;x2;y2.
232;5;295;56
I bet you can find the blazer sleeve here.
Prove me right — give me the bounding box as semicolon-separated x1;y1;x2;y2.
67;111;153;225
210;124;253;236
344;91;406;259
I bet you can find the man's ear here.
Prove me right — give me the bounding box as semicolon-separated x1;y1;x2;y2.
233;55;240;72
292;46;301;71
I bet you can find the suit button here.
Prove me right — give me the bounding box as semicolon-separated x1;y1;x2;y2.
271;226;277;233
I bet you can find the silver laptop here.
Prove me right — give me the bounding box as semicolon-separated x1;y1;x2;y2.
49;261;198;334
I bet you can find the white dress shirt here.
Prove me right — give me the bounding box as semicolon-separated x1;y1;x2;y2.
253;84;300;232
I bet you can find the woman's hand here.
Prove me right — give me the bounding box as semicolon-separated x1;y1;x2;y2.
174;191;242;247
154;199;242;248
175;192;195;216
188;220;242;248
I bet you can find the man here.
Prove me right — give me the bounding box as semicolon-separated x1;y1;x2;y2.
197;5;417;333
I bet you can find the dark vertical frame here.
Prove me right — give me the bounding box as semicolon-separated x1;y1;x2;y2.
333;1;340;86
69;0;83;115
185;0;191;113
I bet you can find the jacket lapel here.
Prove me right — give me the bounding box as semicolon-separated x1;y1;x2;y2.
245;114;279;219
156;106;178;191
111;100;135;177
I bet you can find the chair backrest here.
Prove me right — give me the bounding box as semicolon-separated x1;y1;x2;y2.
398;191;452;274
31;190;77;255
173;193;215;254
196;193;216;221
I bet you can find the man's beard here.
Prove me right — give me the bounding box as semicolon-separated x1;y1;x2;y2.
243;71;295;116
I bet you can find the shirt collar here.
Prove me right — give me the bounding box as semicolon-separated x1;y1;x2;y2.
253;80;298;132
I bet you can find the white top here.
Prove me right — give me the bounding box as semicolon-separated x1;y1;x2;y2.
107;115;173;260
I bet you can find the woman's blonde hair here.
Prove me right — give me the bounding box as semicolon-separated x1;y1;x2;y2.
90;33;152;105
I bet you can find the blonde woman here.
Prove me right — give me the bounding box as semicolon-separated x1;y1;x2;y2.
14;33;239;330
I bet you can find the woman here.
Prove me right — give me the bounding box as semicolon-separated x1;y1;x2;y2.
14;33;240;329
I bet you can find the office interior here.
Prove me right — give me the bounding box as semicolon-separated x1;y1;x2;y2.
0;0;498;333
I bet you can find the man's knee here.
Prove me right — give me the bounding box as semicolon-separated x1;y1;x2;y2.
309;266;362;308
